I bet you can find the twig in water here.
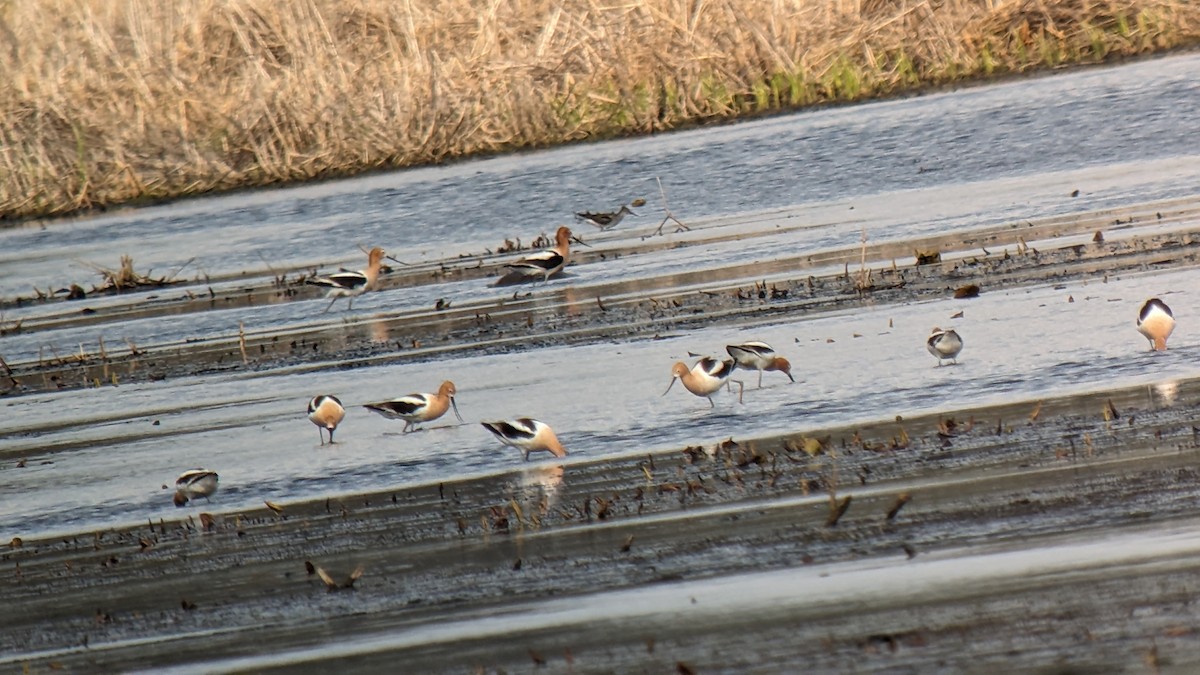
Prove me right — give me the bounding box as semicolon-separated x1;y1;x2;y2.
651;177;691;236
0;355;17;389
98;336;109;380
238;322;249;364
826;494;852;527
163;257;196;283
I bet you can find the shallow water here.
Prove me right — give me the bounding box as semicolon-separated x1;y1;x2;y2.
3;54;1200;541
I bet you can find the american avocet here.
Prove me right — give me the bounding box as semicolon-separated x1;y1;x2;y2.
575;204;638;231
173;469;219;507
307;394;345;444
927;327;963;366
503;226;575;283
726;342;795;388
363;380;463;432
1137;298;1175;351
481;418;568;460
306;247;386;312
664;357;745;408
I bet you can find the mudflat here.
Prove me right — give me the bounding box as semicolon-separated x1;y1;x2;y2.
4;189;1200;671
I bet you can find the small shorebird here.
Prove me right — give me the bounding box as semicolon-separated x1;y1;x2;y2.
306;247;386;312
503;226;576;283
481;418;568;460
664;357;745;408
1137;298;1175;351
307;394;345;444
726;342;795;388
363;380;463;432
575;205;637;231
927;327;963;365
173;469;219;507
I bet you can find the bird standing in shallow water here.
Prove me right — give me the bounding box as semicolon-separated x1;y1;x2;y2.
307;395;345;444
663;357;745;408
575;205;637;231
306;247;386;312
1137;298;1175;351
726;342;794;388
927;327;963;366
363;380;463;432
481;418;568;460
173;469;219;507
503;227;575;283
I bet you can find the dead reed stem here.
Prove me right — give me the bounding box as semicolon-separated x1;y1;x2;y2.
238;322;249;364
2;0;1199;220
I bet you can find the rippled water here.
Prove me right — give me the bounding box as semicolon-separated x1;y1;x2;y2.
2;53;1200;540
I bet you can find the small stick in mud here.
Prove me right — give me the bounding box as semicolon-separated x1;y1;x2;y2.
309;562;364;591
238;322;249;364
1103;399;1120;421
856;228;872;293
885;493;912;521
97;336;110;380
0;355;18;389
826;494;852;527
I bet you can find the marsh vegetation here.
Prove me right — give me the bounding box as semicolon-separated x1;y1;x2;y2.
2;0;1198;220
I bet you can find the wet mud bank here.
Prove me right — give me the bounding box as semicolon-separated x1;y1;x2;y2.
5;377;1200;672
4;194;1199;397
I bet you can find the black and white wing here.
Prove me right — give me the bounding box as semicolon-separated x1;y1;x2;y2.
482;418;541;442
1139;298;1173;324
726;341;775;362
506;250;564;275
697;357;735;379
364;394;430;419
309;269;368;291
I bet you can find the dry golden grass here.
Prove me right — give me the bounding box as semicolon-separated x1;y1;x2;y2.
2;0;1198;220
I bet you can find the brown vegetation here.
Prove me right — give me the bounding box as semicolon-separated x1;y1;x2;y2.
2;0;1198;220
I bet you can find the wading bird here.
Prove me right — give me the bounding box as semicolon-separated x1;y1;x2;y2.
481;418;568;460
927;327;963;366
307;247;386;312
664;357;744;408
502;227;577;283
173;469;219;507
1137;298;1175;351
726;342;794;388
307;394;345;444
575;204;637;231
363;380;463;432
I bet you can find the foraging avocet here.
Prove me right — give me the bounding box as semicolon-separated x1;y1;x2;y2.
726;342;795;388
503;226;576;283
1137;298;1175;351
363;380;463;432
927;327;963;365
481;418;568;460
307;394;345;444
575;204;637;231
173;469;219;507
306;247;386;312
663;357;745;408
